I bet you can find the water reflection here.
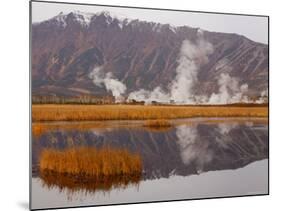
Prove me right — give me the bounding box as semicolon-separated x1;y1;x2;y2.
176;126;213;172
175;121;267;174
32;118;268;202
40;171;141;200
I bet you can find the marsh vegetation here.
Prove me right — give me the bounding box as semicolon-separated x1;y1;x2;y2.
32;104;268;122
39;147;142;179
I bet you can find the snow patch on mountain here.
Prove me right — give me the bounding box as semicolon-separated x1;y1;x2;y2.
52;12;67;28
33;10;178;32
71;10;93;26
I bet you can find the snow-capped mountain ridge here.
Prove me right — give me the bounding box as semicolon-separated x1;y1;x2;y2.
34;10;178;32
32;10;268;98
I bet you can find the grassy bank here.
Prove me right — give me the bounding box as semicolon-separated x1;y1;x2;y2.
32;104;268;122
144;119;172;128
39;147;142;178
39;147;142;193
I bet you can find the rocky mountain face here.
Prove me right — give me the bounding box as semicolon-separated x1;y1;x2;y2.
32;11;268;97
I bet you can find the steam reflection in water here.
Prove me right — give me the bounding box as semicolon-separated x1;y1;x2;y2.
31;118;268;209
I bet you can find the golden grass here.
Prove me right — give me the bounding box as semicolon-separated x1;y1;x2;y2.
39;146;142;195
32;104;268;122
39;147;142;178
32;122;109;138
32;124;46;138
144;119;172;128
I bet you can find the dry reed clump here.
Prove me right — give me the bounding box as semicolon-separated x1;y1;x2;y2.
32;104;268;122
143;119;172;128
32;124;45;138
39;147;142;180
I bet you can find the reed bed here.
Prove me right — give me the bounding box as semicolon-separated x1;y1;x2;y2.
32;104;268;122
39;147;142;179
32;124;46;138
144;119;172;128
32;122;110;138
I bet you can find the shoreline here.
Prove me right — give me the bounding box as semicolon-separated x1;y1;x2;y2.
32;104;268;122
32;117;268;137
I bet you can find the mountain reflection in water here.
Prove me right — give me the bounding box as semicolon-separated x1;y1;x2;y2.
32;118;268;194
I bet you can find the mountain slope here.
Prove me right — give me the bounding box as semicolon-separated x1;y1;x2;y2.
32;11;268;98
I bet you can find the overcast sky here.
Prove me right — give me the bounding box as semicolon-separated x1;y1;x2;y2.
32;1;268;44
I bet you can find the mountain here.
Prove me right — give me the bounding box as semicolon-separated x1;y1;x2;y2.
32;11;268;98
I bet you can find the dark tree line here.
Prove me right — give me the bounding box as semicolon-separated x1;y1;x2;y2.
32;95;115;104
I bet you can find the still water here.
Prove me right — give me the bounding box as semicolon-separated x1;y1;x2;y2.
31;118;268;210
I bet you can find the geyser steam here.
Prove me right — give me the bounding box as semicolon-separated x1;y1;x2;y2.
127;87;170;104
208;73;249;104
128;29;214;104
89;30;267;105
89;66;126;102
128;30;265;105
170;34;213;103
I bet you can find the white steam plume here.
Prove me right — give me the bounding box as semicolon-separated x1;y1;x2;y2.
170;35;213;103
89;30;267;105
89;66;127;102
128;87;170;104
208;73;249;104
255;88;268;104
128;29;268;105
128;29;213;104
